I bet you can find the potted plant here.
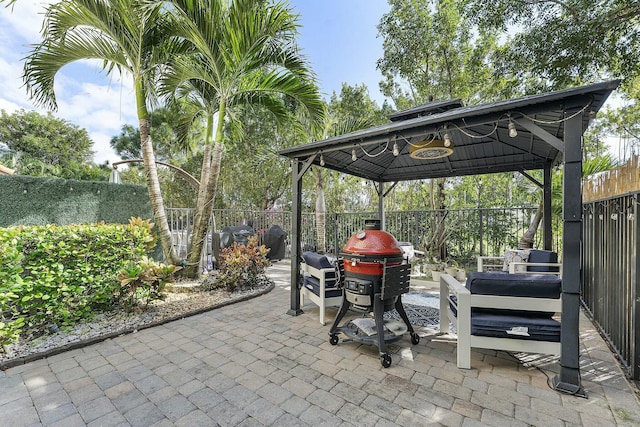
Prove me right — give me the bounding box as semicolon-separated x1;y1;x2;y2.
428;257;446;281
443;258;466;281
444;259;459;276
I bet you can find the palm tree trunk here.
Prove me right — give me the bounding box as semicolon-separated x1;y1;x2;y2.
185;102;226;278
135;78;179;265
182;113;214;278
195;114;214;216
519;200;544;249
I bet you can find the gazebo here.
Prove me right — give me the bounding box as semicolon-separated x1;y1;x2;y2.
279;79;620;396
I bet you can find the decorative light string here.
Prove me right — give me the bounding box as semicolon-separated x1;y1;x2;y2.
399;134;437;148
520;101;593;125
453;121;500;139
330;100;595;162
357;140;390;158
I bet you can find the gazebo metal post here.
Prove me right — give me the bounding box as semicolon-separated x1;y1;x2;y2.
377;181;385;229
553;106;587;397
543;163;553;250
288;157;314;316
634;196;640;380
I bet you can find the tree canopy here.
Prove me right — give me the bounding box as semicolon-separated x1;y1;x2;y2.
23;0;182;264
377;0;509;108
0;109;105;180
467;0;640;93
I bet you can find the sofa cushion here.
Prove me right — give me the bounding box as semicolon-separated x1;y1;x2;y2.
302;251;335;270
466;272;561;298
527;249;559;272
303;278;342;298
471;313;560;342
464;272;561;318
301;252;338;292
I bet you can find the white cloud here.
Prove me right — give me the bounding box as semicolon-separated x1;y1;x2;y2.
0;2;138;165
0;1;53;43
90;131;120;165
0;97;22;113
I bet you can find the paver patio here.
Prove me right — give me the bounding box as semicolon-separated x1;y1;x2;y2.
1;260;639;426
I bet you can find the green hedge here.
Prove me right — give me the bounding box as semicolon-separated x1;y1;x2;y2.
0;220;156;346
0;175;153;227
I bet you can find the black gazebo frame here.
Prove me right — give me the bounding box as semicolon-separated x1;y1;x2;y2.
279;80;620;396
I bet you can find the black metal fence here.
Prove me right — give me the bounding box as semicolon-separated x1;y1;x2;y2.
582;193;640;381
167;207;556;270
327;208;556;267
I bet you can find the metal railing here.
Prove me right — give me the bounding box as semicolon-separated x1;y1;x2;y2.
327;208;556;267
582;193;640;381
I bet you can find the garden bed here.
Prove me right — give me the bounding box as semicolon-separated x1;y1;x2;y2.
1;278;273;370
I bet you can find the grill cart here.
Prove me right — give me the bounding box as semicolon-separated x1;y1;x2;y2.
329;220;420;367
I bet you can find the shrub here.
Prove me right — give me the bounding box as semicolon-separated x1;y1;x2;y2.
0;218;158;347
216;236;270;292
117;256;181;309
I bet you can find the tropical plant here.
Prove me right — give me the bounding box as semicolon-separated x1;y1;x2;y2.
158;0;324;277
110;104;202;162
219;104;303;211
0;218;158;346
376;0;507;259
377;0;508;107
216;236;270;292
22;0;180;264
307;84;391;253
117;256;181;308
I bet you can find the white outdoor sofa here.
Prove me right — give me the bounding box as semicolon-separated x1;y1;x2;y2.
439;271;562;369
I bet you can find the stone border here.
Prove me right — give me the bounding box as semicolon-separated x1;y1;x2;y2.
1;282;274;371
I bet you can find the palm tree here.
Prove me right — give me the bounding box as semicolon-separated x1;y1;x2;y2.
159;0;324;277
22;0;180;264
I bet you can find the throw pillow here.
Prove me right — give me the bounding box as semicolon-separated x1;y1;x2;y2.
502;249;530;272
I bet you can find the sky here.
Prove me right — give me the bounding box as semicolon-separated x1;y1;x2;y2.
0;0;391;165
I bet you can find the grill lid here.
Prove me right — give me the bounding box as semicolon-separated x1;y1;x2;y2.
342;219;403;257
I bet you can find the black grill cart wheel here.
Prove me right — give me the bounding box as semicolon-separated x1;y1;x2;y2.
381;353;392;368
411;332;420;345
329;334;339;345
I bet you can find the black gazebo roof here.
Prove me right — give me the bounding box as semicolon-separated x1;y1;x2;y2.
279;80;620;182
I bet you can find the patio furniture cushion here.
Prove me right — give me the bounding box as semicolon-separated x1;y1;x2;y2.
471;313;561;341
301;252;340;297
303;280;342;298
440;273;563;368
300;252;344;325
502;249;530;271
466;272;561;299
465;271;561;318
527;249;560;272
302;251;335;272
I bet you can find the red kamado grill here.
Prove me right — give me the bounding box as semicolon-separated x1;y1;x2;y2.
329;219;420;367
